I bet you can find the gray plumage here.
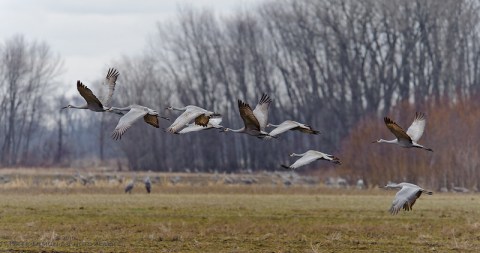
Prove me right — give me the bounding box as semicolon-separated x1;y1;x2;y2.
144;176;151;194
384;182;433;215
222;94;274;138
281;150;341;170
267;120;320;137
62;68;120;112
177;116;223;134
166;105;219;133
125;179;135;194
374;112;433;152
108;105;167;140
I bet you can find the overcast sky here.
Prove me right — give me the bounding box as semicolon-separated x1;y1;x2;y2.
0;0;256;96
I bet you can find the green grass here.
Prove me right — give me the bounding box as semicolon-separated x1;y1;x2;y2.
0;191;478;252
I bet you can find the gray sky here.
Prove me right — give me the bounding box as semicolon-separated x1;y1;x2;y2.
0;0;256;96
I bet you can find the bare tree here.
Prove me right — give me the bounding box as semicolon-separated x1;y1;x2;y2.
0;35;63;166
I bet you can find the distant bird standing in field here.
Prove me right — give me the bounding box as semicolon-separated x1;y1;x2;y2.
373;112;433;151
108;105;168;140
384;182;433;215
281;150;341;169
144;176;151;194
62;68;121;113
177;116;223;134
222;93;274;138
125;178;135;194
267;120;320;137
166;105;220;133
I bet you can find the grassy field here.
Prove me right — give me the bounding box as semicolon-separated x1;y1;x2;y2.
0;187;478;253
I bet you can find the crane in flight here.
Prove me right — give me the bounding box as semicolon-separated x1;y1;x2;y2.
108;105;169;140
62;68;121;113
373;112;433;151
177;116;223;134
383;182;433;215
166;105;220;134
222;93;274;138
281;150;341;169
267;120;320;137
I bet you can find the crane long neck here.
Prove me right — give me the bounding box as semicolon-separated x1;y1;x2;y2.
379;139;397;144
385;183;402;189
171;106;187;111
292;152;307;157
109;106;131;112
228;127;244;133
68;104;88;109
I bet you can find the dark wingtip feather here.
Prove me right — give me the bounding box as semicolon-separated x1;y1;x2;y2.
111;131;121;141
259;93;272;105
415;112;426;120
281;164;290;169
384;117;393;124
76;80;86;89
331;156;341;165
238;99;247;107
107;68;120;78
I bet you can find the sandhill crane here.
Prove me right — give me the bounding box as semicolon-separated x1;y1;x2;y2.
267;120;320;137
125;177;136;194
450;183;469;193
107;105;169;140
170;176;181;185
281;150;341;169
221;94;273;138
73;172;88;185
62;68;120;112
384;182;433;215
374;112;433;151
177;116;223;134
144;176;151;194
165;105;220;133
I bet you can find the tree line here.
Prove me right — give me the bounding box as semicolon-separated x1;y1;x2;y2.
2;0;480;189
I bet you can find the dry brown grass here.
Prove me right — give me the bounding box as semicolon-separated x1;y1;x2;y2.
0;168;478;252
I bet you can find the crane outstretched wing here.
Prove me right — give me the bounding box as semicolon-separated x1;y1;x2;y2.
101;68;119;107
238;100;261;131
384;117;412;142
252;93;272;131
77;81;103;110
286;153;321;170
406;112;426;142
389;186;421;215
112;108;147;140
167;109;204;133
268;121;297;137
178;117;222;134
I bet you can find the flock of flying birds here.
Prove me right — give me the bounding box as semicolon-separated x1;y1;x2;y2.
63;68;435;215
